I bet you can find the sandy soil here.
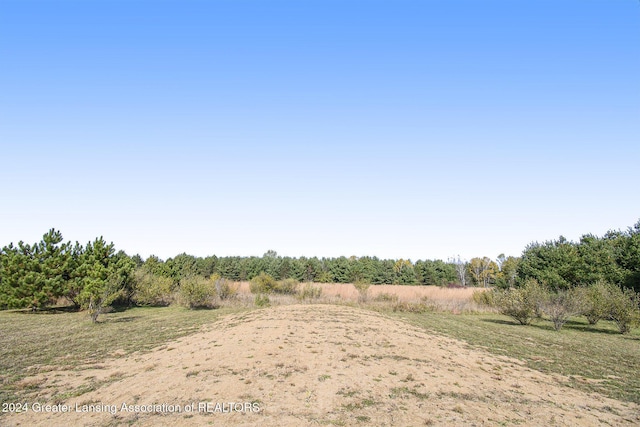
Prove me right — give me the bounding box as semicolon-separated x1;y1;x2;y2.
5;304;639;426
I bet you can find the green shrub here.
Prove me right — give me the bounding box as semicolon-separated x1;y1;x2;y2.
250;272;277;294
274;278;299;295
471;289;495;307
578;281;614;325
492;279;543;325
298;283;322;300
178;276;216;309
80;275;126;323
607;285;640;334
525;279;547;319
132;270;173;306
575;281;640;333
254;294;271;308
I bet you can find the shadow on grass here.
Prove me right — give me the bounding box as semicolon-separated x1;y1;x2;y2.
562;322;621;335
479;318;522;326
15;305;80;314
183;305;222;311
101;316;141;323
110;304;135;313
480;316;631;336
483;319;564;333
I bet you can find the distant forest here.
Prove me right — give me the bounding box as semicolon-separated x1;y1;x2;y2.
1;219;639;311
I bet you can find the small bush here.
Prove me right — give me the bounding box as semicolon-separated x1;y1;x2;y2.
250;272;277;294
471;289;494;307
493;289;533;325
211;275;237;300
132;270;173;306
298;283;322;300
353;281;371;303
608;286;640;334
392;298;432;313
179;276;216;309
539;288;583;331
254;294;271;308
578;281;614;325
274;278;299;295
492;279;543;325
526;279;547;319
81;275;126;323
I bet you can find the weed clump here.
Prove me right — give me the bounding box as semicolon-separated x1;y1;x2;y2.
254;294;271;308
298;283;322;301
275;278;299;295
392;298;432;313
374;293;399;303
212;275;237;300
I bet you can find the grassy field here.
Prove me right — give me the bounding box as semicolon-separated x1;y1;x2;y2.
0;305;246;405
1;288;639;412
392;311;640;404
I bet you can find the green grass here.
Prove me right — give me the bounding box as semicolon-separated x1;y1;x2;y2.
391;311;640;404
0;305;245;404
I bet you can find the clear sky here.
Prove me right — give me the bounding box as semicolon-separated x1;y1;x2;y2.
1;0;639;262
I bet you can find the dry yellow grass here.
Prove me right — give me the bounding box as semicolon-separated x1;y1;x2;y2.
234;282;487;313
368;284;477;300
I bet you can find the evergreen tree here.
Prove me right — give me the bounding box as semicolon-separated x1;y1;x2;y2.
77;237;135;322
0;229;70;309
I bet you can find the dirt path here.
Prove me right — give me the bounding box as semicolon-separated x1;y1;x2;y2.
5;304;639;426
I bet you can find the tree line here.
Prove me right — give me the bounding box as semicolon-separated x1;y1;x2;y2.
1;219;639;319
134;251;522;289
517;222;640;292
134;251;462;287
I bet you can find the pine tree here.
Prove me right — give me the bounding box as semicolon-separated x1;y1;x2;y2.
0;229;70;309
77;237;134;322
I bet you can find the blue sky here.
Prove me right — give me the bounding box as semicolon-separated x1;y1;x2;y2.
1;0;639;262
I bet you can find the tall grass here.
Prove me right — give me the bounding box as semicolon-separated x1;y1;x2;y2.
235;281;485;312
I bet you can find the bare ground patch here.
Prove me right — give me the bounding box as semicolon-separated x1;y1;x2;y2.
5;304;639;426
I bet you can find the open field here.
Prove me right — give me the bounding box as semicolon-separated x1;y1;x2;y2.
0;306;247;405
1;285;639;426
392;312;640;404
235;282;485;313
